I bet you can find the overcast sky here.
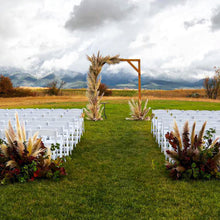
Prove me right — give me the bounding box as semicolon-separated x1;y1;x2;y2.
0;0;220;80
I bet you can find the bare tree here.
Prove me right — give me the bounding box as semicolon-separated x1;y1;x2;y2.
204;67;220;99
47;80;66;96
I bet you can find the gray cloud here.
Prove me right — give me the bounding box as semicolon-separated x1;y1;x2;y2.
65;0;135;31
211;6;220;31
190;50;220;72
184;18;207;30
149;0;187;15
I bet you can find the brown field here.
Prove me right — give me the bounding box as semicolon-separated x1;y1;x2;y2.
141;88;207;98
20;87;210;98
0;87;218;108
0;93;220;108
0;96;87;108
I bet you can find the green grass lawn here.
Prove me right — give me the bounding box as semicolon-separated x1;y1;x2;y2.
1;99;220;219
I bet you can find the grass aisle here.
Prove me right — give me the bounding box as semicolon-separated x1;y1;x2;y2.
0;100;220;219
71;103;164;218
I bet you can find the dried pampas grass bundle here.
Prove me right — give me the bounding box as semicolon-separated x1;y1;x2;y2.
85;51;120;121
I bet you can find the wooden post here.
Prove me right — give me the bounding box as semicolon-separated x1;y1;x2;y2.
138;60;141;100
119;58;141;100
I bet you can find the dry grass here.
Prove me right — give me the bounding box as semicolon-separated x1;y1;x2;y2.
19;86;48;90
0;94;220;109
21;88;210;99
141;88;206;98
0;96;87;108
0;88;217;109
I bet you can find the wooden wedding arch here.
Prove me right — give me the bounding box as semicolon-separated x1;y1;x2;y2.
85;53;143;121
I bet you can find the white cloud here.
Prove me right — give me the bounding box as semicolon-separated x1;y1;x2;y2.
0;0;219;81
41;52;79;71
149;0;187;15
0;0;79;70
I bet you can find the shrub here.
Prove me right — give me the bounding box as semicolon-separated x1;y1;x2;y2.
165;120;220;180
46;80;65;96
98;83;112;96
0;75;36;97
0;75;14;96
12;88;36;97
187;93;200;98
0;113;66;184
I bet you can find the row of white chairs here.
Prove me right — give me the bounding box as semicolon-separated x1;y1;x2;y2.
0;109;84;159
152;110;220;160
0;108;83;117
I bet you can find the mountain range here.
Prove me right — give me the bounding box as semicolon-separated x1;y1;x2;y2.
0;67;204;90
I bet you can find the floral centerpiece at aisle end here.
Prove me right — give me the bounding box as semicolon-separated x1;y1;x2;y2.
126;98;153;121
165;120;220;180
0;113;66;184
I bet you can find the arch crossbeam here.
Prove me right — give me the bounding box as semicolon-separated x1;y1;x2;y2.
119;58;141;100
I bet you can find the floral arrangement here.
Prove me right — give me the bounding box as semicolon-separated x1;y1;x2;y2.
0;113;66;184
165;120;220;180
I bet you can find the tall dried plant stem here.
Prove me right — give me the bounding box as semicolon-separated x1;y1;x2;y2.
84;51;120;121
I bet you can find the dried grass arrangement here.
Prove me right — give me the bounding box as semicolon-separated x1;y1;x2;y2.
126;98;153;121
84;51;120;121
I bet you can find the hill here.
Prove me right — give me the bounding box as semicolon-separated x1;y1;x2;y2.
0;67;204;90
